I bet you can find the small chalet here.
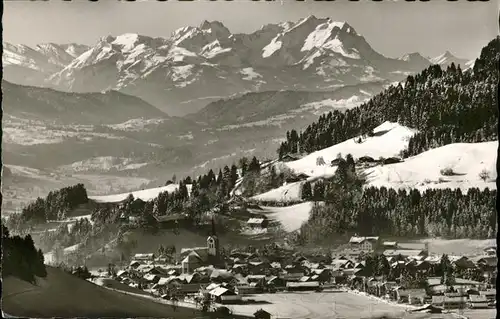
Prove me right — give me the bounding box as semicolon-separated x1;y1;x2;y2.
474;256;497;272
357;156;376;163
248;261;271;275
266;276;286;288
208;287;241;303
143;274;161;284
285;173;309;183
469;295;489;308
247;217;269;229
382;241;398;250
450;256;475;269
133;253;155;262
479;289;496;302
330;259;354;269
395;288;426;305
116;270;129;279
281;153;301;162
483;246;496;256
246;275;267;286
348;236;380;252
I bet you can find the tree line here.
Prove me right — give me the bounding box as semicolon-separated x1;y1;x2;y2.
296;155;496;244
6;183;88;230
278;37;499;160
2;222;47;283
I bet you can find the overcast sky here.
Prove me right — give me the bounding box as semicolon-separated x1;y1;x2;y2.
3;0;498;59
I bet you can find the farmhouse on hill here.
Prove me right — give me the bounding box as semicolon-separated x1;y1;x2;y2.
246;217;269;229
281;153;301;162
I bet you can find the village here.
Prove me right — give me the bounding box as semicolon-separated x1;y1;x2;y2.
86;221;497;319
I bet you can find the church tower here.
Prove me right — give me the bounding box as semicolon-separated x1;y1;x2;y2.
207;217;220;257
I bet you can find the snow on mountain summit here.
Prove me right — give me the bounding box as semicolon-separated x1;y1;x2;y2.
7;16;436;116
261;16;366;63
399;52;428;63
430;51;468;67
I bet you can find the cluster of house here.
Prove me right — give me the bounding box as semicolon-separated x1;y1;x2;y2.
103;234;497;310
333;236;498;309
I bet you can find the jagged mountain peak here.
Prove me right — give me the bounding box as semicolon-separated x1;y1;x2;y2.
430;50;468;66
60;43;91;58
3;42;34;52
399;52;429;62
199;20;230;34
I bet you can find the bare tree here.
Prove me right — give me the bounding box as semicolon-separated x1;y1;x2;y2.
316;156;326;166
479;169;490;182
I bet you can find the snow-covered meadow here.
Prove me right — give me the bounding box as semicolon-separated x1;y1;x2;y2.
226;291;415;319
365;141;497;191
88;183;192;203
285;121;417;177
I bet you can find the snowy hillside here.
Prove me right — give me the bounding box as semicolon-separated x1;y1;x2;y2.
285;121;417;177
261;202;317;232
252;181;304;202
88;184;192;203
364;141;497;191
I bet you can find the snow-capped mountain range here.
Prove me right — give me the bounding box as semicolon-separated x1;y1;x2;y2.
2;42;90;87
2;16;471;116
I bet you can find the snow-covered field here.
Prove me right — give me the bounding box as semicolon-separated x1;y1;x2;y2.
365;141;497;191
88;184;192;203
279;121;496;192
226;291;413;319
286;121;417;177
417;238;496;257
106;118;166;132
3;124;122;145
59;157;149;173
297;95;368;115
260;202;316;232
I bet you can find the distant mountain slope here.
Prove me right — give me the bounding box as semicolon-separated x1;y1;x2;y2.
6;16;431;116
188;81;387;127
2;80;167;124
398;52;431;70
